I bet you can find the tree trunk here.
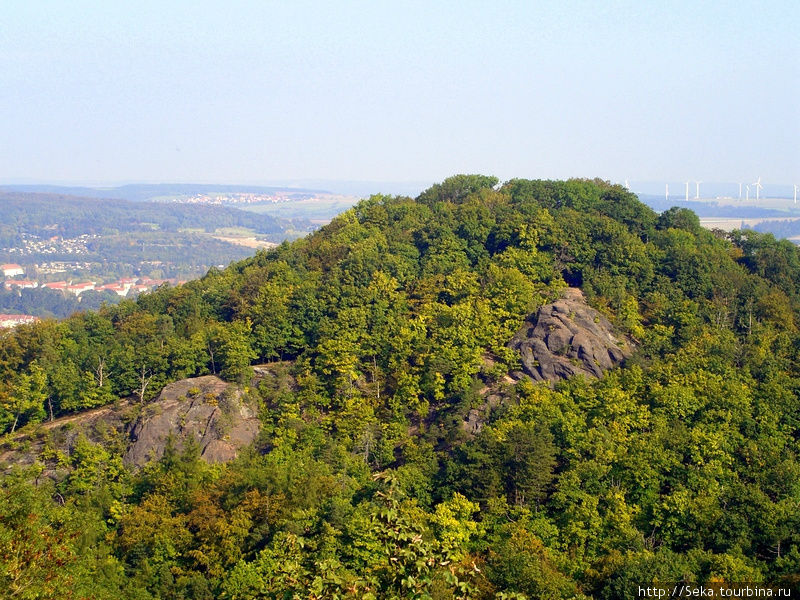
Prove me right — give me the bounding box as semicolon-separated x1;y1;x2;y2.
372;355;380;401
137;365;153;403
95;357;106;388
207;343;217;375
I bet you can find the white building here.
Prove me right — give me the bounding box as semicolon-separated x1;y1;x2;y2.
4;280;37;290
96;283;129;297
0;263;24;277
67;282;96;296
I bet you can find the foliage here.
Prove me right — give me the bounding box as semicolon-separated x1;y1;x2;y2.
2;177;800;596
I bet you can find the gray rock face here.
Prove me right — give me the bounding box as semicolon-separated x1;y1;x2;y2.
509;288;633;383
124;375;259;467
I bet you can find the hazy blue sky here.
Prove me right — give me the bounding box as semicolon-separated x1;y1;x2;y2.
2;1;798;189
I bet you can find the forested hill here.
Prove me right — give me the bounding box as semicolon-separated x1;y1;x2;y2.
2;176;800;598
0;191;289;239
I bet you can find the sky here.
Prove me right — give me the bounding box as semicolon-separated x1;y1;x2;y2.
1;1;798;191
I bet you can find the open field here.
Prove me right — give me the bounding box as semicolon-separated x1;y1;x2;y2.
240;195;360;223
210;235;278;249
699;216;800;232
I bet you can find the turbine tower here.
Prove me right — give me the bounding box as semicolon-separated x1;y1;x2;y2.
665;183;669;202
738;182;742;200
695;181;702;200
753;177;763;201
685;181;690;202
624;179;630;191
746;184;750;202
794;184;798;204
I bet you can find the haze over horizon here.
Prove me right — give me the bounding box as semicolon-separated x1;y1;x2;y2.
2;1;798;186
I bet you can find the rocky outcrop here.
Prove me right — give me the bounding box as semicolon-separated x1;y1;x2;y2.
124;375;259;467
509;288;633;383
0;402;132;474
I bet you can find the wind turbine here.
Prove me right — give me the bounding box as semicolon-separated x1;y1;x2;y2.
665;183;669;202
752;177;763;201
738;182;742;200
746;184;750;202
624;179;630;191
695;181;702;200
794;184;798;204
685;181;690;202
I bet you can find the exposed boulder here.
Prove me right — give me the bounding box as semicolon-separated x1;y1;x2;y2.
124;375;259;467
509;288;633;383
1;374;264;478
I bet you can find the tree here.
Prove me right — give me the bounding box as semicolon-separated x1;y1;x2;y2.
209;320;257;383
656;206;702;233
1;361;47;433
417;174;499;206
502;422;557;508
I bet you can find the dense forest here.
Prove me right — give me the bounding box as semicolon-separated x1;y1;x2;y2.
1;177;800;598
754;218;800;241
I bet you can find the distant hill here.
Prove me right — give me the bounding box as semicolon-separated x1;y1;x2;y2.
0;191;294;239
0;191;306;282
0;183;329;202
636;193;787;218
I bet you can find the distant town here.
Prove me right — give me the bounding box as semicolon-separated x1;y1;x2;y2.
166;192;318;205
3;233;98;257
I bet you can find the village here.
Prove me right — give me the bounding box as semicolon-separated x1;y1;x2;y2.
170;191;317;205
2;262;183;296
0;262;185;328
3;232;98;257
